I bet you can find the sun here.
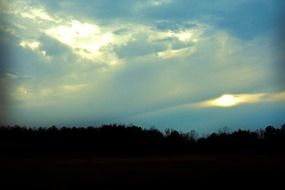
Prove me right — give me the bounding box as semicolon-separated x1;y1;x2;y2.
213;94;240;107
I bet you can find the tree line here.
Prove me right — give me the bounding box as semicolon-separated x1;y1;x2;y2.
0;124;285;155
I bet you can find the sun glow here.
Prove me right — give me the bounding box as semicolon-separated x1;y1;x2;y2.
213;94;241;107
199;93;266;108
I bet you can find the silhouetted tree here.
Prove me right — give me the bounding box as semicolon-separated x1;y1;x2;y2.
0;123;284;155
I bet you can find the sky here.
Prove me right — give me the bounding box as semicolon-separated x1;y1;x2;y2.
0;0;284;133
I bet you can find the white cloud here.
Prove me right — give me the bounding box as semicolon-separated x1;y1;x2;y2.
4;1;57;23
156;47;195;59
4;1;206;65
112;23;205;60
46;20;101;44
12;86;30;100
149;0;172;6
147;26;204;44
5;73;19;80
19;40;40;50
11;86;55;107
134;0;172;10
19;39;51;60
45;20;121;65
4;1;119;65
10;83;90;108
44;19;204;64
268;92;285;102
160;29;202;43
62;84;88;93
20;7;55;22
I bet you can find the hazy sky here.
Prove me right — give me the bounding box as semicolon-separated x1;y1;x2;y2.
0;0;284;133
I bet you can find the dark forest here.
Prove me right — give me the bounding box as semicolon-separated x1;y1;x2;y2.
1;124;285;155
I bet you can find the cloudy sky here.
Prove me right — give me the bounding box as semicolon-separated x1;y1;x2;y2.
0;0;284;133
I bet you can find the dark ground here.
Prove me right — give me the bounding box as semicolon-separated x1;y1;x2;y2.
1;154;284;189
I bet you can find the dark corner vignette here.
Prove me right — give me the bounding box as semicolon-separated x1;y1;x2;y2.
0;6;10;126
0;1;285;189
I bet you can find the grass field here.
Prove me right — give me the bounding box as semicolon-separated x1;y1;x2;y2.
1;154;284;189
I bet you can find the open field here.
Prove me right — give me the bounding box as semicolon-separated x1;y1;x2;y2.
1;154;285;189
